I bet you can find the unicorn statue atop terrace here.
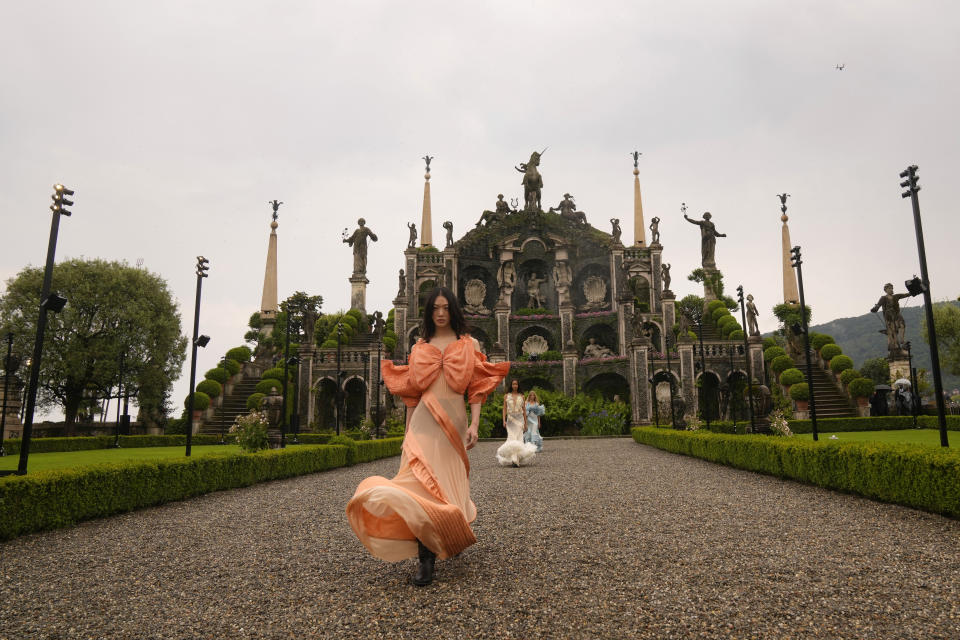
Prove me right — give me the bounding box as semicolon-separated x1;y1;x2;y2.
515;148;546;211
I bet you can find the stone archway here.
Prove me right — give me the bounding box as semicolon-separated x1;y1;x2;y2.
314;378;337;431
515;325;556;360
344;377;367;429
652;369;681;427
726;371;749;422
583;372;630;402
697;372;721;423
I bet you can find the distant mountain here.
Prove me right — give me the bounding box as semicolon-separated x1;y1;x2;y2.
771;301;960;394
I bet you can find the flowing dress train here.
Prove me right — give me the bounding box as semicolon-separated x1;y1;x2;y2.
346;335;509;561
496;393;538;466
523;402;544;452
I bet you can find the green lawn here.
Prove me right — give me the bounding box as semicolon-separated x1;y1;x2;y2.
0;445;252;473
796;428;953;448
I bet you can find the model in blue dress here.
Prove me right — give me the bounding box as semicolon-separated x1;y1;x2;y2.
523;391;545;452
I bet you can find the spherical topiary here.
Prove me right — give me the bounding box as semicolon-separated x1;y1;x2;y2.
204;367;229;384
771;354;796;376
721;321;742;337
383;335;397;351
848;377;875;398
764;346;787;363
255;378;284;395
789;382;810;402
221;358;241;376
185;391;210;411
707;299;726;314
762;337;778;350
780;368;805;386
839;368;861;386
729;329;745;340
712;308;730;322
810;333;835;352
346;308;364;321
262;367;291;383
226;346;253;362
196;378;222;398
340;314;359;329
717;315;736;329
820;343;843;361
321;339;338;349
246;392;266;411
830;354;854;374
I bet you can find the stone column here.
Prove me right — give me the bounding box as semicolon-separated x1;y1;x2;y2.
650;244;663;313
661;291;676;339
678;338;697;420
702;266;719;304
260;218;279;335
559;306;575;351
562;346;578;395
629;338;651;424
349;274;369;314
781;212;800;304
747;336;764;384
617;299;633;356
393;300;408;359
421;169;433;247
298;344;315;431
888;357;911;383
443;247;457;290
633;166;646;246
610;248;624;312
0;377;24;439
495;307;511;358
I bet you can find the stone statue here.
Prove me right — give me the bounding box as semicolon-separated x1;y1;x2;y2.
343;218;378;275
262;386;284;429
268;199;283;220
746;294;760;337
649;216;660;244
871;283;911;357
372;310;386;340
397;268;406;297
423;155;433;172
632;151;641;168
526;272;546;308
778;193;790;214
496;194;511;215
550;193;587;226
671;395;687;428
683;211;726;269
406;222;417;249
661;263;672;291
553;260;572;289
515;149;545;210
443;221;454;248
583;337;615;359
676;312;690;338
302;308;318;346
496;260;516;292
610;218;622;244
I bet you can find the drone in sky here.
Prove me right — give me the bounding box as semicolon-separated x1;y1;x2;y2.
835;64;845;71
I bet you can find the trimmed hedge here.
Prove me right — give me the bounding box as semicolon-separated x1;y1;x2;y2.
789;382;810;401
839;368;861;386
226;346;253;362
830;355;854;374
261;367;290;383
185;392;210;410
787;415;960;434
631;427;960;518
221;358;242;376
204;367;229;384
771;355;795;375
246;393;266;411
729;329;745;340
196;379;222;398
820;343;843;361
0;434;227;455
764;346;786;362
848;377;875;398
255;379;285;395
810;333;835;351
0;437;404;541
780;368;805;386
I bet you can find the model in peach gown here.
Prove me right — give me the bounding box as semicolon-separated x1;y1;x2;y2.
346;334;509;561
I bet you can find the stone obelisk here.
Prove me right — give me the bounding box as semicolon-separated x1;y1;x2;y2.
632;151;645;245
260;201;281;335
420;155;433;247
779;195;799;304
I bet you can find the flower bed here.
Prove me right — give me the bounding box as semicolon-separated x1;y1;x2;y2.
575;310;617;319
580;355;628;365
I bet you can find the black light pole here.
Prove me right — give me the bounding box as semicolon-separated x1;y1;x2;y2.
736;286;756;433
288;355;301;444
1;331;13;456
789;248;818;441
905;341;918;428
664;333;677;428
218;356;228;444
280;301;292;449
335;322;344;435
727;346;737;429
376;339;383;438
185;256;210;457
18;184;73;475
900;165;948;447
112;351;125;448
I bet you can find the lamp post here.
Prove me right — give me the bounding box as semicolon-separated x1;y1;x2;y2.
900;165;948;447
789;248;818;441
185;256;210;457
727;345;737;429
335;322;344;435
736;286;756;433
904;341;918;428
18;184;73;475
1;331;13;456
288;355;301;444
112;350;125;448
375;339;383;438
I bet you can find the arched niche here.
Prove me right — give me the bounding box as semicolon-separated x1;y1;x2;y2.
344;376;367;429
459;265;496;315
515;257;552;312
582;372;630;403
572;263;611;311
580;324;618;357
515;324;557;359
314;377;338;431
628;275;652;313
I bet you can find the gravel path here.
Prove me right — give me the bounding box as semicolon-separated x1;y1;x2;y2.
1;439;958;639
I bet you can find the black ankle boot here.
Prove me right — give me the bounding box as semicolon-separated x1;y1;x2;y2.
411;540;436;586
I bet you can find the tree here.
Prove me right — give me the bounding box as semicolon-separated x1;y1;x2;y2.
0;259;187;432
860;357;891;386
922;302;960;376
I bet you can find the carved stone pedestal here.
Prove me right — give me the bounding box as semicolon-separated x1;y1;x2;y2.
350;275;369;314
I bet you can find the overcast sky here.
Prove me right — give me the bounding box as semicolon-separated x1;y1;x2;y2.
2;1;958;417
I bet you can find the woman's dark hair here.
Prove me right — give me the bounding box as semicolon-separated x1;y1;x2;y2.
421;286;470;341
509;378;521;393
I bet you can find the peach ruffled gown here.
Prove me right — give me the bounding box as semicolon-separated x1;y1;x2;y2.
346;335;509;561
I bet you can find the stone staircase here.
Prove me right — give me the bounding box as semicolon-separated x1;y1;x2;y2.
792;353;857;418
200;377;261;435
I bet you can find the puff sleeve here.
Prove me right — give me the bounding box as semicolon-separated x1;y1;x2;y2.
381;360;422;408
467;352;511;405
527;403;545;417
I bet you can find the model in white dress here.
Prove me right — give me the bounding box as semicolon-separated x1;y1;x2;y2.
496;382;537;467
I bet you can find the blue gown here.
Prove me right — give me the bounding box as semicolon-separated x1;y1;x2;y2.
524;402;545;452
